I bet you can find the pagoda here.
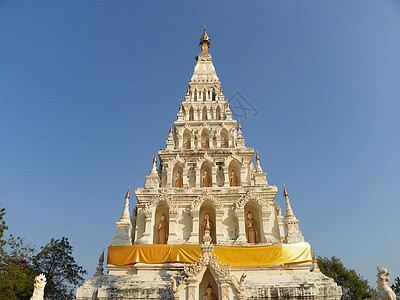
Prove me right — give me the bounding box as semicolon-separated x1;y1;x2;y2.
77;29;342;300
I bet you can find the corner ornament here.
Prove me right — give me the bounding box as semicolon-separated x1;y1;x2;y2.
373;266;397;300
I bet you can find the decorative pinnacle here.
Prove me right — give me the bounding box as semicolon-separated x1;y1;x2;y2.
238;120;242;130
153;152;157;164
125;186;130;199
94;249;105;276
283;183;295;218
169;124;173;134
283;183;289;197
255;151;260;162
199;27;211;55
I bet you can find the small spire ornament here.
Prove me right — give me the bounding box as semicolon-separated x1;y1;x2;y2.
312;251;320;272
125;186;130;199
94;249;105;276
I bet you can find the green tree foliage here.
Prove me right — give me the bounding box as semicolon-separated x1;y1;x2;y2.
33;237;87;300
0;208;87;300
0;208;8;255
0;232;36;300
317;256;375;300
391;276;400;297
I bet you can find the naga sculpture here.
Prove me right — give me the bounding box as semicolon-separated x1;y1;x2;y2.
373;266;397;300
30;273;47;300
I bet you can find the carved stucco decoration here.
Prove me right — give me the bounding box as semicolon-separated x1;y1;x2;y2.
175;250;247;300
235;191;271;211
143;190;177;213
190;191;222;211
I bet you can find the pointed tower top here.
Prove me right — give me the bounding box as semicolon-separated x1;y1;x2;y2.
169;124;173;134
238;120;242;130
125;186;130;199
199;27;211;55
255;150;260;162
283;183;289;197
153;152;157;164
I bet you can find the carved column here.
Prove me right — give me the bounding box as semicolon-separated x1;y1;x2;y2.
166;165;172;188
215;208;225;243
223;167;230;187
220;281;231;300
261;208;273;242
187;209;199;243
211;166;217;187
187;278;197;300
195;165;201;188
235;209;247;243
278;215;285;242
141;210;153;244
168;210;178;243
182;167;189;188
190;136;195;149
240;167;247;187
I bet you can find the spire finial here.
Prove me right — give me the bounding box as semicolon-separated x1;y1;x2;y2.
169;124;173;134
199;26;211;55
255;150;260;162
283;183;289;197
125;186;130;199
238;120;242;130
153;152;157;164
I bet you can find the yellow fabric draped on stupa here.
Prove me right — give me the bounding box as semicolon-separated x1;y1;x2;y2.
107;242;312;267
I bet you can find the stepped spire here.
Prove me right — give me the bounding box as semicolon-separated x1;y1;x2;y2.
188;27;221;100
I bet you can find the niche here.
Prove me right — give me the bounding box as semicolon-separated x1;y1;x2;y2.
244;200;263;244
153;201;169;244
228;160;241;186
199;200;216;244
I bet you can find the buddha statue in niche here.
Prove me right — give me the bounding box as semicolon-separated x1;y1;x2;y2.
183;138;191;149
202;170;211;187
230;170;238;186
221;137;228;148
201;212;214;243
202;138;209;149
174;171;183;187
245;211;258;244
202;283;217;300
157;214;169;244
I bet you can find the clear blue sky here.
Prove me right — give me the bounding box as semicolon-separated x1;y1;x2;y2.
1;0;399;286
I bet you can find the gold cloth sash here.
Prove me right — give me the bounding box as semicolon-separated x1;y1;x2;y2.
107;242;312;267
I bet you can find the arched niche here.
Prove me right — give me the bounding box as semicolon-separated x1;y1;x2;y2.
189;106;194;121
199;268;219;300
199;200;217;244
211;88;216;101
153;201;169;244
200;161;212;187
172;162;184;187
216;105;221;120
202;106;208;120
183;129;191;149
202;88;206;101
228;160;241;186
201;128;210;149
244;200;264;244
194;89;197;101
220;128;229;148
